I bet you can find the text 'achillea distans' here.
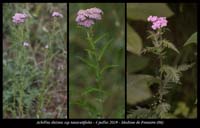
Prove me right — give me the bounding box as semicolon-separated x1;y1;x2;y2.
147;16;168;30
76;7;103;27
12;13;28;24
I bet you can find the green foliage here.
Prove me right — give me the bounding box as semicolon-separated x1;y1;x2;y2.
77;56;96;69
128;107;157;119
69;3;125;118
127;23;142;55
184;32;197;46
174;102;189;117
160;65;181;84
127;75;152;105
127;75;161;105
127;54;149;73
162;39;180;54
127;4;196;118
127;3;197;119
177;63;195;72
141;46;160;55
98;38;113;61
127;3;174;21
100;65;119;75
3;3;67;118
160;63;194;84
142;32;180;55
77;29;119;118
155;102;171;118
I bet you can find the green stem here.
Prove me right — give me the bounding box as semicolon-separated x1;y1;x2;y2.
158;31;164;101
159;54;164;101
18;25;26;118
86;29;103;118
152;30;165;111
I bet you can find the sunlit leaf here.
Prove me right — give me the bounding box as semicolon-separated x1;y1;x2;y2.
127;3;174;21
177;63;195;71
156;102;171;118
160;65;181;84
127;75;160;105
184;32;197;46
128;107;157;119
127;23;142;55
174;102;189;117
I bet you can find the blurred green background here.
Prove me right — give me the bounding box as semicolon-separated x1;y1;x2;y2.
127;3;197;118
69;3;125;118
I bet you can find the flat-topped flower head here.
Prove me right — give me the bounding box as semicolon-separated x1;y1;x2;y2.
52;12;63;18
12;13;28;24
76;7;103;28
87;7;103;14
147;16;158;22
78;19;94;28
147;15;168;30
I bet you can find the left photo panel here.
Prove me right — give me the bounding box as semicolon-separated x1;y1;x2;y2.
3;3;67;118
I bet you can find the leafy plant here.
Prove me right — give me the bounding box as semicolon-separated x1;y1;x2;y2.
127;3;174;55
3;3;67;118
72;7;119;118
128;15;195;119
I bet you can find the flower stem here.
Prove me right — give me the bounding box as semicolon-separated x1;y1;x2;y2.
86;29;104;118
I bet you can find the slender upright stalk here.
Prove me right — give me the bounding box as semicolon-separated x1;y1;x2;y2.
86;29;104;118
18;25;26;118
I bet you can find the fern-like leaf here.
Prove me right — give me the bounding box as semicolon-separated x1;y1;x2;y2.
160;65;181;84
128;107;158;119
162;39;180;54
147;30;157;40
160;63;194;84
141;47;157;54
156;102;171;118
177;63;195;72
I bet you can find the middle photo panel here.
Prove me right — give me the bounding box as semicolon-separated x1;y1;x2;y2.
69;3;125;119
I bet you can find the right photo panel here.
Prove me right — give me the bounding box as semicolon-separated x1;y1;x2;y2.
127;3;197;118
69;3;125;118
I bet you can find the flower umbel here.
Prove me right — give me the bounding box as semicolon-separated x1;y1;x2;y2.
12;13;28;24
52;12;63;18
76;7;103;28
147;16;168;30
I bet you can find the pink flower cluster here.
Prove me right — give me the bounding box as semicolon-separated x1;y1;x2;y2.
76;7;103;28
52;12;63;18
12;13;28;24
147;16;168;30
